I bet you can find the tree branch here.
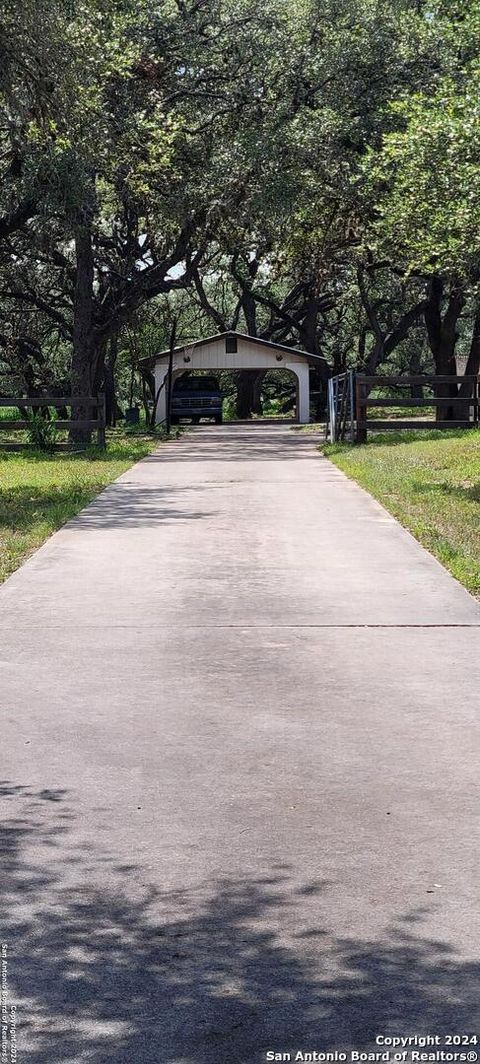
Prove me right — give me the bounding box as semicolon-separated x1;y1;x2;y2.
0;198;37;240
191;268;228;331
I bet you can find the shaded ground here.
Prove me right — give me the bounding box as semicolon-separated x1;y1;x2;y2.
2;783;480;1064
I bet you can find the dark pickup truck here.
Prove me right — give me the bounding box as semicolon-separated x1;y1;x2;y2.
171;375;223;424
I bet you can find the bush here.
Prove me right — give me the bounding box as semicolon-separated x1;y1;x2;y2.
222;396;238;421
26;411;58;451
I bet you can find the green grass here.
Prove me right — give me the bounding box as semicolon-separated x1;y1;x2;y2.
296;422;327;434
367;405;436;420
323;428;480;596
0;431;165;582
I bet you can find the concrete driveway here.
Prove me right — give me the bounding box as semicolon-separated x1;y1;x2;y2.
1;423;480;1063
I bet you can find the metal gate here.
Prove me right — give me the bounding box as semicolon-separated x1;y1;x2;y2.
327;372;355;442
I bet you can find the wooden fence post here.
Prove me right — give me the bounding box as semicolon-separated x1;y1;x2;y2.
349;371;355;443
355;375;367;443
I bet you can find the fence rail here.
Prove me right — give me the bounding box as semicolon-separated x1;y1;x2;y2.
359;374;478;385
355;374;479;443
0;395;106;449
327;374;480;443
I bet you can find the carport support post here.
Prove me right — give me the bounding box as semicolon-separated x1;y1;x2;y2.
295;363;310;423
154;370;167;425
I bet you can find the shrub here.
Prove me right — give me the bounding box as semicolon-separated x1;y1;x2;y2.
26;411;58;451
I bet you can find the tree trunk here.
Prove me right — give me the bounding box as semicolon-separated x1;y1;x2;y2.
409;349;424;400
236;371;257;419
298;297;330;417
298;297;320;356
252;371;266;415
70;223;95;445
424;275;465;422
140;367;156;426
459;304;480;398
309;366;328;418
104;334;118;427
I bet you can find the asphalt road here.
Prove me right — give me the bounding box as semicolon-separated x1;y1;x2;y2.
1;423;480;1063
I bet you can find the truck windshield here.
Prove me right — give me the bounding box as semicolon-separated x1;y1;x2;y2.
174;377;219;392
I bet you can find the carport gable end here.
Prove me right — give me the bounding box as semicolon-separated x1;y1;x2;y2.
148;331;324;424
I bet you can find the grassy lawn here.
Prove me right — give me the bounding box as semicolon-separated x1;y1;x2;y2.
324;428;480;596
367;404;436;420
0;432;164;583
295;422;327;435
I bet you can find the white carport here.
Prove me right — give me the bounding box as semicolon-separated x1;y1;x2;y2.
149;331;323;424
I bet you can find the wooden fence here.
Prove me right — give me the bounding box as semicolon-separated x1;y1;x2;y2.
0;395;106;450
354;375;479;443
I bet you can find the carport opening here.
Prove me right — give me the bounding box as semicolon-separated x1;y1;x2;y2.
171;368;300;424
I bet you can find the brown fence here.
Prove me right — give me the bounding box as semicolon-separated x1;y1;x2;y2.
355;375;479;443
0;395;106;450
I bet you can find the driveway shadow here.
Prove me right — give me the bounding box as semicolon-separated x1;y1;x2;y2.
68;484;218;530
1;783;479;1063
144;426;320;464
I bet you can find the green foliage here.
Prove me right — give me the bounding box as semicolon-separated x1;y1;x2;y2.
222;396;238;422
26;411;58;451
363;2;480;279
0;0;479;409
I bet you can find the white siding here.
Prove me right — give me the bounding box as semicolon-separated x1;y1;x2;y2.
154;335;312;423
